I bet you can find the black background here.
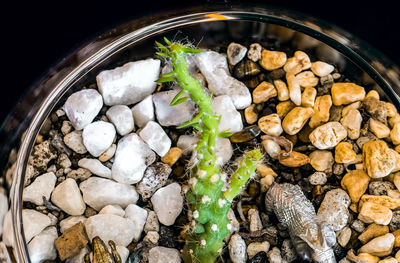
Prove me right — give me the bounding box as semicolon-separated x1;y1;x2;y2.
2;0;400;125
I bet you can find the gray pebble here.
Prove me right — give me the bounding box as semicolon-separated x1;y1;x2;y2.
368;181;395;196
350;219;365;233
308;172;327;185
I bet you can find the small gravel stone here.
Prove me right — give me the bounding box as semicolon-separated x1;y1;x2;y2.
112;133;155;184
51;178;86;216
363;97;387;122
267;247;283;263
247;241;270;259
148;246;181;263
79;177;139;211
59;216;87;233
82;121;116;157
124;204;148;241
54;222;89;261
66;168;92;181
139;121;171;157
144;231;159;244
369;181;396;196
213;95;243;133
131;95;154;128
331;83;366;106
260;50;287;71
161;147;182;167
341;169;370;203
28;227;58;263
359;201;392;225
317;189;351;231
358;223;389;244
22;209;52;243
229;233;247;263
337;226;352;247
63;89;103;130
144;211;160;233
389;211;400;232
28;140;57;171
177;135;198;155
106;105;135;136
61;121;73;135
23;172;57;205
85;214;137;247
247;43;262;62
64;131;87;154
99;205;125;217
309;150;334;172
78;158;111;178
248;208;263;232
96;59;160;106
308;172;327;185
151;183;183;226
351;219;366;233
309;122;347;149
98;144;116;162
252;81;277;104
227;42;247;65
137;162;171;200
359;233;394;257
258;114;283;137
363;140;396;178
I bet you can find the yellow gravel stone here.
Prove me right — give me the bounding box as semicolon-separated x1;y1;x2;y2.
331;83;366;105
283;51;311;74
282;107;313;135
341;169;370;203
259;49;287;71
358;201;392;225
363;140;396;178
301;87;317;107
369;118;390;139
358;224;389;244
309;150;334;172
273;79;290;101
161;147;182;166
252;81;277;104
309;95;332;128
278;150;310;167
335;142;357;163
296;71;318;87
311;61;334;77
276;101;296;119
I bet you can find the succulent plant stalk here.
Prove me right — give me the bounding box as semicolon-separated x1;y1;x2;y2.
156;38;262;263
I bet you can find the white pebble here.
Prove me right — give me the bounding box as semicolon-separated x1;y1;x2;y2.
151;183;183;226
148;246;181;263
229;233;247;263
28;227;58;263
78;158;111;178
116;246;130;263
247;241;270;259
59;216;87;233
131;95;154;128
63;89;103;130
112;133;155;184
22;209;52;243
99;205;125;217
96;59;160;106
51;178;86;216
106;105;135;136
213;95;243;133
79;177;139;211
308;172;328;185
124;204;148;241
216;138;233;165
82;121;116;157
139;121;171;157
23;172;56;205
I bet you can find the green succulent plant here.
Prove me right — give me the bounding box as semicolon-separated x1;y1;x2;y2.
156;38;262;263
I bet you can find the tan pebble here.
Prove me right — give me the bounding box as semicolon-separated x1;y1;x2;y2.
258;114;283;137
363;140;396;178
363;97;387;122
358;201;392;225
161;147;182;166
392;149;400;173
259;49;287;71
331;83;366;105
385;102;397;118
309;150;334;172
309;121;347;149
342;101;362;117
278;150;310;167
252;81;277;104
247;241;270;259
369;118;390;138
357;253;380;263
260;174;275;192
296;71;318;87
341;169;370;203
262;139;281;159
359;233;394;257
298;125;313;143
273;80;289;101
387;189;400;199
391;123;400;145
341;109;363;140
309;95;332;128
396;250;400;262
359;195;400;210
244;104;259;125
335;142;356;163
311;61;334;77
54;222;89;261
366;90;380;100
337;226;352;247
283;51;311;74
301;87;317;107
389;114;400;128
393;229;400;247
286;73;301;106
98;144;116;162
379;257;397;263
282;107;314;135
276;101;296;119
358;223;389;244
256;165;277;178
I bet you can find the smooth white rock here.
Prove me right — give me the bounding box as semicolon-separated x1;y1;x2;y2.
28;227;58;263
22;209;52;243
112;133;155;184
148;246;181;263
229;233;247;263
151;183;183;226
66;247;88;263
213;95;243;133
216;138;233;165
0;192;8;236
116;246;130;263
106;105;135;136
96;59;161;106
59;216;87;233
82;121;116;157
131;95;154;128
63;89;103;130
78;158;111;178
139;121;171;157
99;205;125;217
23;172;57;205
2;211;13;246
177;135;199;155
153;89;196;126
194;51;251;109
51;178;86;216
85;214;136;247
124;204;148;241
80;177;139;211
317;189;351;231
